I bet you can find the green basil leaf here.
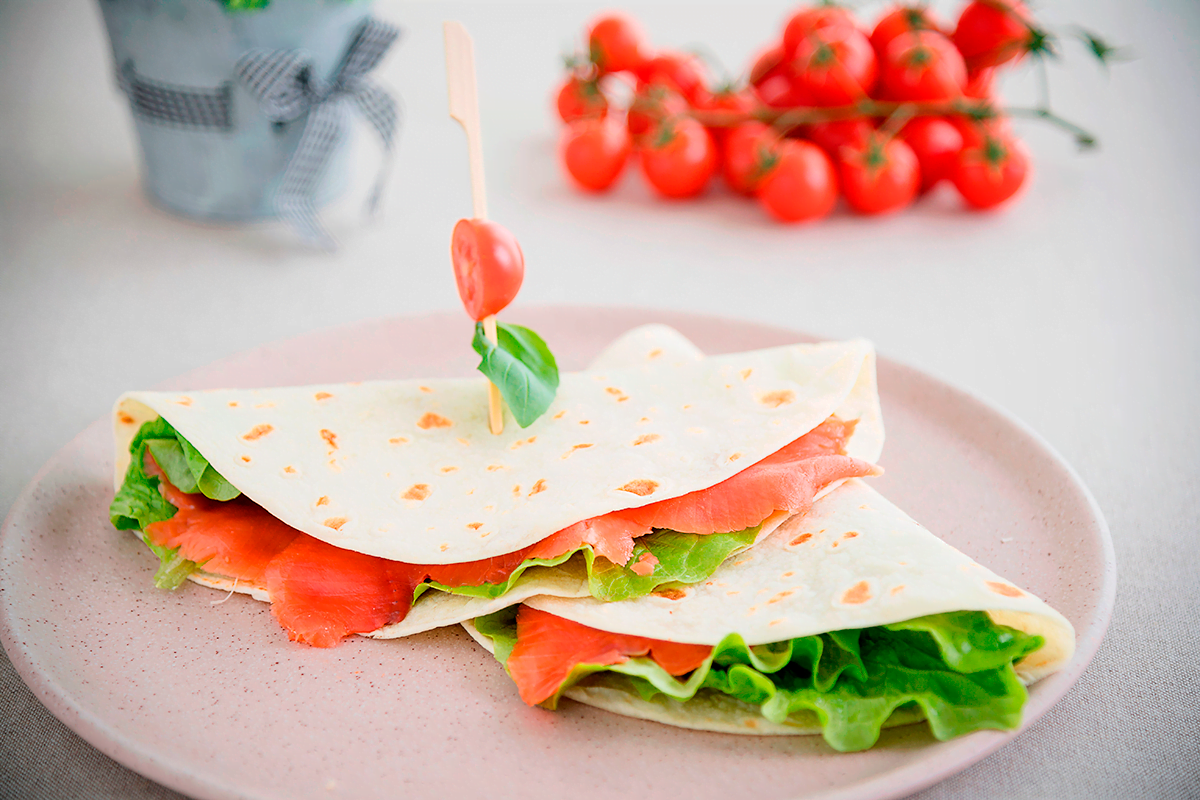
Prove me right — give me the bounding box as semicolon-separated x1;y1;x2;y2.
472;322;560;428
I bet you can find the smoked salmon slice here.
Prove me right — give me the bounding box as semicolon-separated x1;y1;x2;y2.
139;416;876;648
506;606;713;705
527;418;877;565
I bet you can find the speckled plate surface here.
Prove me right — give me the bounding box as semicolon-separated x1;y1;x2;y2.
0;308;1114;800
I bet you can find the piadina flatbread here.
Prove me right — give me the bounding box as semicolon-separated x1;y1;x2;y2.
108;326;885;642
464;479;1075;750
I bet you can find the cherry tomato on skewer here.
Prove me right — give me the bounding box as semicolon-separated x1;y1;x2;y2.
450;219;525;322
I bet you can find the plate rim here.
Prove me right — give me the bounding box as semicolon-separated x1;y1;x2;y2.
0;307;1116;800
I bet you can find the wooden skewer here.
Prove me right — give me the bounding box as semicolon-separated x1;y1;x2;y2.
445;21;504;436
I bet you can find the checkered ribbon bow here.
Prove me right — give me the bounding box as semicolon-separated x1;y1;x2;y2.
237;18;400;249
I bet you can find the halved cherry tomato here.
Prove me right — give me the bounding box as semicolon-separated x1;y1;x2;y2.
637;50;709;103
791;25;877;106
627;85;688;139
555;77;607;123
588;13;647;74
639;118;717;199
450;219;524;321
869;5;945;56
805;118;874;160
839;134;919;214
881;30;966;102
898;116;963;192
757;140;838;223
953;133;1030;209
782;6;860;57
953;0;1033;70
560;117;631;192
722;121;777;195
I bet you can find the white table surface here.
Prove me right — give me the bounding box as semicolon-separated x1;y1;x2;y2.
2;0;1198;797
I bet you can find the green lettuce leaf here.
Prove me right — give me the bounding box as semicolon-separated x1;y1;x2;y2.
429;525;760;603
472;322;560;428
474;609;1044;752
109;417;238;588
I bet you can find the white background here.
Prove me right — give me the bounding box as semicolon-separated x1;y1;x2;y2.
1;0;1198;797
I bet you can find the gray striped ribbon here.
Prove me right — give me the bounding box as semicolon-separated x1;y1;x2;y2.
237;18;401;250
116;61;234;131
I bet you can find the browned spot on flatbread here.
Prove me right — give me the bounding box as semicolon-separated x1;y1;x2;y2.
562;443;594;459
842;531;859;540
759;389;795;408
578;420;590;425
986;581;1024;598
605;387;623;396
419;386;433;393
240;455;251;463
648;348;663;359
389;437;408;445
316;496;329;507
228;401;239;407
254;402;275;409
740;368;752;380
323;517;348;531
417;413;452;430
173;396;193;406
457;438;470;446
487;464;506;472
439;543;449;552
283;465;296;474
782;571;795;578
440;466;459;474
467;522;483;530
320;429;338;450
768;590;794;605
510;436;537;450
841;581;872;605
729;452;743;462
242;423;274;441
553;411;566;420
632;434;661;446
652;588;686;600
513;485;521;497
790;533;813;546
314;392;333;401
618;479;659;497
528;479;547;497
402;484;431;501
890;585;906;596
118;412;135;425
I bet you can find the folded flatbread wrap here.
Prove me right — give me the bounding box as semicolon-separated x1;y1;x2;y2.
465;479;1075;750
110;327;884;644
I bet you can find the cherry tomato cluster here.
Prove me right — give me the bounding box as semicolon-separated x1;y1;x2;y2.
555;3;1051;222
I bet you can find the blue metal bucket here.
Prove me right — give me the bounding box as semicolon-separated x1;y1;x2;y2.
96;0;373;220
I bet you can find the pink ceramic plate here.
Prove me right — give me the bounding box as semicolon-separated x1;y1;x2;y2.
0;308;1114;800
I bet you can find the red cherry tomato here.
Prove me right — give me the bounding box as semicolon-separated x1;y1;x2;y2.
953;134;1030;209
693;88;757;150
964;67;996;99
560;117;631;192
805;118;874;160
722;121;777;195
639;118;717;199
791;25;877;106
898;116;963;192
881;30;966;102
555;77;607;123
839;134;919;214
637;50;709;103
588;13;647;74
869;5;945;56
953;0;1033;70
627;85;688;139
782;6;860;57
450;219;524;322
757;140;839;223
